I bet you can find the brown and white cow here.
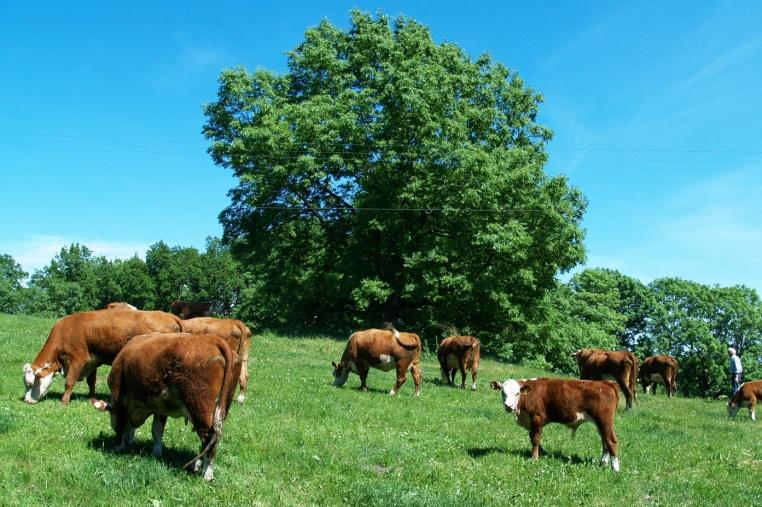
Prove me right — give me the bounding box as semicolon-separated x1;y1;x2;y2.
573;348;638;409
437;335;480;390
180;317;253;404
169;300;215;319
727;380;762;421
96;332;240;481
22;309;182;405
639;354;678;397
332;327;422;396
106;302;137;310
491;378;621;471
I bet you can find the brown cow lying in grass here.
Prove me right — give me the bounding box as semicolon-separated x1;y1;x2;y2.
332;327;422;396
23;309;182;405
491;378;621;471
573;348;638;409
437;335;480;390
639;354;678;397
95;332;240;481
181;317;253;404
727;380;762;421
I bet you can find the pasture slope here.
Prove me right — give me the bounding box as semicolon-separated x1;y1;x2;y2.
0;314;759;506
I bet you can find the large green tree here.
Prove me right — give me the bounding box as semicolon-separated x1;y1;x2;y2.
204;11;587;339
0;254;27;314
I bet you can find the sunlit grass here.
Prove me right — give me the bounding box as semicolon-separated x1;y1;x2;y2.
1;314;759;506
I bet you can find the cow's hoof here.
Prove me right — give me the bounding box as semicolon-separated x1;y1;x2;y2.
92;400;108;411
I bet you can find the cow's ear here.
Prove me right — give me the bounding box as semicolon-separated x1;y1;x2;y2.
490;381;502;390
520;384;531;395
332;361;338;369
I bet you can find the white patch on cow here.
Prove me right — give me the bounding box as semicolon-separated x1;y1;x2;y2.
376;354;396;372
23;363;35;388
567;411;592;429
237;393;245;404
645;384;653;395
471;382;477;391
499;379;522;414
446;354;458;370
751;409;757;421
611;456;620;472
389;389;396;395
600;450;610;466
25;372;55;403
202;462;214;481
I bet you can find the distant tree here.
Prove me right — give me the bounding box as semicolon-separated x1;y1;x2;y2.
197;237;244;314
0;254;27;313
204;10;586;340
111;256;156;310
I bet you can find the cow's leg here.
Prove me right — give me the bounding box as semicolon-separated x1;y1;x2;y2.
616;377;634;409
237;343;250;404
390;364;408;395
458;359;467;389
529;418;544;459
357;364;369;392
470;363;478;391
411;361;422;397
152;415;168;458
596;421;619;472
61;361;85;405
750;398;757;421
86;370;98;404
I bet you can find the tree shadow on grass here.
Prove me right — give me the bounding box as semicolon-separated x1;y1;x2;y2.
467;446;590;466
88;431;200;476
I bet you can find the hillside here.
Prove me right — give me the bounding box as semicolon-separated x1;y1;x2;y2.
1;314;759;506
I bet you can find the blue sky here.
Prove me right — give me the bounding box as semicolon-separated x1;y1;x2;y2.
2;1;761;293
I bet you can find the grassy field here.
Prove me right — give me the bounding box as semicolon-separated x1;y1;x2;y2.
0;313;759;506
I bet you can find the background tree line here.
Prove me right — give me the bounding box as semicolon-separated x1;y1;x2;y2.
2;11;760;397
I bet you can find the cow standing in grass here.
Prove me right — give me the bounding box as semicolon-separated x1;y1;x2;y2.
437;335;480;390
573;348;638;409
96;332;240;481
727;380;762;421
23;309;182;405
332;327;422;396
181;317;253;404
491;377;621;471
639;354;678;397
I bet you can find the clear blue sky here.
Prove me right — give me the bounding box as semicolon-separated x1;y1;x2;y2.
2;1;762;293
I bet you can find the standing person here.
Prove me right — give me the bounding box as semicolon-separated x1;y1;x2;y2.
728;347;743;395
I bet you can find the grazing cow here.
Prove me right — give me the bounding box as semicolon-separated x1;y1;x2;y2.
437;335;481;390
180;317;253;404
169;300;217;319
727;380;762;421
639;354;678;397
106;302;137;310
332;327;422;396
573;348;638;409
490;378;621;471
23;309;182;405
96;332;240;481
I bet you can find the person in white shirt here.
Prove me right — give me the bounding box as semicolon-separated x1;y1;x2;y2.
728;347;743;395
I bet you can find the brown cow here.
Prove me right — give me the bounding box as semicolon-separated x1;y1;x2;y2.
491;378;621;471
639;354;678;397
437;335;480;390
727;380;762;421
573;348;638;409
22;309;182;405
106;302;137;310
169;300;215;319
332;327;422;396
96;332;240;480
181;317;252;404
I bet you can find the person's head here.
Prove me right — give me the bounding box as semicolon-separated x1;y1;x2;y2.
728;347;737;357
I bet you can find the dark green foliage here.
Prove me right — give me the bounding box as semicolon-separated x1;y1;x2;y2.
203;11;587;343
0;254;27;314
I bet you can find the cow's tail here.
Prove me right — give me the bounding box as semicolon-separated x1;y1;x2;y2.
182;337;237;470
629;353;639;404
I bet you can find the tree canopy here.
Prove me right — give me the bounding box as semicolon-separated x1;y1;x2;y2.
204;10;587;340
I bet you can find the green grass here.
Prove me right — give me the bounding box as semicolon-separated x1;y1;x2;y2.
1;313;760;506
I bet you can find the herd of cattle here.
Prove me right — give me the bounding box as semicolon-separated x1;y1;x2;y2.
20;307;761;480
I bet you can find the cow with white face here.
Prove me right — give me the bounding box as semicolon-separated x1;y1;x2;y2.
727;380;762;421
491;377;621;472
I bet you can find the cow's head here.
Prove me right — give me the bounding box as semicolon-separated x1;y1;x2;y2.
490;379;527;414
22;362;58;403
332;361;349;387
727;401;739;417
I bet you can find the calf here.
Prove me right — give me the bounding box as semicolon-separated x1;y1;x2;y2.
23;309;182;404
181;317;253;404
573;348;638;409
332;327;422;396
639;354;678;397
727;380;762;421
437;335;480;390
97;332;240;481
491;378;620;471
